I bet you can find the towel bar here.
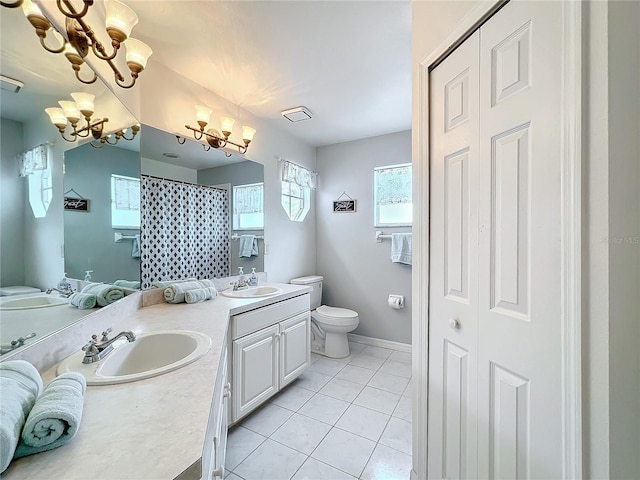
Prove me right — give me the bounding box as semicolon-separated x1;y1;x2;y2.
375;231;393;243
230;234;264;240
114;233;137;243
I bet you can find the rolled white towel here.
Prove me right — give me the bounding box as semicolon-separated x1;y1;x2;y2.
0;361;43;473
80;282;124;307
185;287;218;304
14;372;86;458
68;292;97;310
164;279;216;304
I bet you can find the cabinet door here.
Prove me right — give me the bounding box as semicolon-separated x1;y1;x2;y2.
212;381;230;479
279;311;311;388
232;324;279;422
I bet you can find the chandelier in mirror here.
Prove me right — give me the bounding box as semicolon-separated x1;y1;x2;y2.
91;123;140;148
45;92;108;142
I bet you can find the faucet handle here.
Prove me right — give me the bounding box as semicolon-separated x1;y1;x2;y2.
82;339;98;353
100;328;112;341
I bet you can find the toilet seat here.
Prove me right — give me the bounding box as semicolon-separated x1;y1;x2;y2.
313;305;358;326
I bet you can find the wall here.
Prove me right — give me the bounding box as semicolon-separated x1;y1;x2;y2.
64;143;141;283
141;157;198;184
0;118;25;287
316;131;412;345
198;161;265;275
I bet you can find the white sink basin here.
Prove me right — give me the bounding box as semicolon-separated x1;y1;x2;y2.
221;285;283;299
0;294;68;310
57;330;211;385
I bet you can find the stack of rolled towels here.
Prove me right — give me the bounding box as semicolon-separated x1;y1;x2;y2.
163;279;218;304
68;282;126;309
0;361;86;474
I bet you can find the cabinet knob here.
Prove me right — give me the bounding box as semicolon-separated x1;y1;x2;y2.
448;318;460;329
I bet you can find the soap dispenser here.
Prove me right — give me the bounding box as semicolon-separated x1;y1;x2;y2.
249;268;258;286
238;267;245;283
84;270;93;282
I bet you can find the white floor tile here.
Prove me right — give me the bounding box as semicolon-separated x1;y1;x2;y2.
335;365;377;385
291;457;357;480
225;473;244;480
353;386;401;415
298;393;350;425
311;353;322;364
388;351;412;364
311;428;376;478
335;404;390;442
402;379;412;398
319;377;364;403
234;439;307;480
270;385;315;411
348;354;386;370
331;350;360;364
225;426;266;471
379;417;412;455
271;413;332;455
309;358;347;376
379;360;412;379
361;444;412;480
294;371;333;392
348;342;367;354
392;395;412;422
367;371;410;395
241;403;293;437
360;345;394;359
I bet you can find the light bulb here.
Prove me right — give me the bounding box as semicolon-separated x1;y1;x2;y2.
124;38;152;69
58;100;81;124
70;92;95;117
21;0;43;18
104;0;139;38
242;126;257;144
45;107;67;128
195;105;213;128
220;117;235;138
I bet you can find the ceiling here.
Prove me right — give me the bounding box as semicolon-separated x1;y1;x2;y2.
1;1;412;150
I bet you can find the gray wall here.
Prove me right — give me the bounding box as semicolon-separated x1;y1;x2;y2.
198;160;265;275
0;118;25;287
316;130;412;345
64;143;140;284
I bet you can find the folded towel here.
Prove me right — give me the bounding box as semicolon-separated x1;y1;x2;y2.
68;292;97;310
185;287;219;304
0;361;43;473
152;278;198;289
164;279;217;304
14;372;86;459
391;233;412;265
80;282;124;307
239;234;259;257
131;234;140;259
113;280;141;290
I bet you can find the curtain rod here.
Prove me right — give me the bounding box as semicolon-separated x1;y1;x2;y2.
141;174;228;191
275;156;318;176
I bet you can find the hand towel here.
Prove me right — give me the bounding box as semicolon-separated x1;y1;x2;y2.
68;292;97;310
164;279;217;304
185;287;219;304
391;233;412;265
80;282;124;307
239;235;259;257
152;278;198;289
113;280;141;290
131;234;140;259
14;372;86;459
0;361;43;473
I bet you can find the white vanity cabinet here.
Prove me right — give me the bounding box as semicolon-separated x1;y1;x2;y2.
230;294;310;422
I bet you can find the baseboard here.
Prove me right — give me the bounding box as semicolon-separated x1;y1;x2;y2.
347;333;412;353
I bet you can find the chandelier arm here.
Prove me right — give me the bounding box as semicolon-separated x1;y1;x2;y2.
57;0;93;20
105;136;119;145
39;35;66;54
114;74;137;89
89;140;105;149
121;131;136;141
72;66;97;85
224;152;232;158
202;144;211;152
1;0;23;7
88;35;120;61
176;136;186;145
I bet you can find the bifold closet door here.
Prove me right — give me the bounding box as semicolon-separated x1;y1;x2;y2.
428;1;564;478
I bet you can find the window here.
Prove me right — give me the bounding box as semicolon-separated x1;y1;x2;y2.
111;174;140;229
374;163;412;227
28;163;52;218
233;182;264;230
280;159;315;222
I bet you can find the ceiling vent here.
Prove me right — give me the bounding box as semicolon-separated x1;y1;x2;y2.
281;106;313;122
1;75;24;93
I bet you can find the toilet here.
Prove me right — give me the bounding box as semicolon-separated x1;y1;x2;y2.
0;286;40;297
290;275;359;358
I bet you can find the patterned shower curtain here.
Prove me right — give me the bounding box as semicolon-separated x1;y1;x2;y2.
140;175;229;288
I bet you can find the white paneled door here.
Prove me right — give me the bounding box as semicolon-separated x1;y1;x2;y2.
428;1;563;478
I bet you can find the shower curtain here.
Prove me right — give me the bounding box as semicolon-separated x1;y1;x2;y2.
140;175;229;288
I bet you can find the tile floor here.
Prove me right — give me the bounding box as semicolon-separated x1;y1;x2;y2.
225;342;412;480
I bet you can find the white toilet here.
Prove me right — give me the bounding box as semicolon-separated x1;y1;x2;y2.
290;275;359;358
0;286;40;297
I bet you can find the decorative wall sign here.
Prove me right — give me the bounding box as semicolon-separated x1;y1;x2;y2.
64;197;89;211
333;192;356;213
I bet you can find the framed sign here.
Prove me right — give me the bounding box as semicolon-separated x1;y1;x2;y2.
64;197;89;211
333;192;356;213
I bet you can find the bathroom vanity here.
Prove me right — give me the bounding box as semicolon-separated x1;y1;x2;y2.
1;283;311;480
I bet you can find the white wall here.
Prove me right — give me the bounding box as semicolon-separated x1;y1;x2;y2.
141;157;198;183
316;131;412;345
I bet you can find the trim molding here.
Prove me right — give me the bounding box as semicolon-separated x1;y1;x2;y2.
347;333;412;353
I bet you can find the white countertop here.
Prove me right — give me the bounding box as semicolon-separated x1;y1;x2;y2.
1;283;310;480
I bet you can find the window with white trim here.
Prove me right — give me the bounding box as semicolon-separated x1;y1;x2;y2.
111;174;140;229
233;182;264;230
374;163;412;227
280;159;315;222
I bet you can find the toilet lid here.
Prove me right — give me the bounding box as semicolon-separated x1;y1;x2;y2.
315;305;358;319
0;286;40;296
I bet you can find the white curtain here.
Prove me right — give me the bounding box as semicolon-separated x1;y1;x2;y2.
375;164;412;205
140;176;229;288
280;159;317;189
234;183;263;215
18;144;48;177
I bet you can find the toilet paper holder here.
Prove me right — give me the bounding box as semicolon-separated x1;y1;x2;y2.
388;294;405;309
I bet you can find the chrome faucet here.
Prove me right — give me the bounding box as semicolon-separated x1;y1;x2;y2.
81;328;136;364
230;278;251;291
46;286;74;297
0;333;36;355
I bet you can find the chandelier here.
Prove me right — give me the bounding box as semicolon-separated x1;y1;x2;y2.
45;92;108;142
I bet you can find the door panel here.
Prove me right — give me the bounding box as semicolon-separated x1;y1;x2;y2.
279;312;310;388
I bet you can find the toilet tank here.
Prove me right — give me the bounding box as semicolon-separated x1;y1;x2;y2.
290;275;323;310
